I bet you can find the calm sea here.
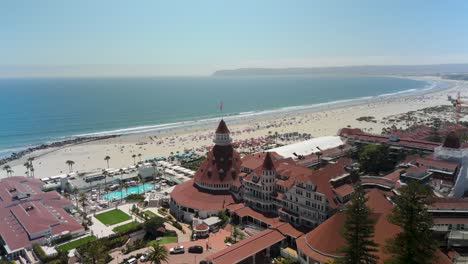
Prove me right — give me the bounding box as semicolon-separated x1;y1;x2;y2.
0;75;434;157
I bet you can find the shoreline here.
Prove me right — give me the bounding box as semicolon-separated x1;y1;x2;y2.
1;75;465;178
0;75;445;158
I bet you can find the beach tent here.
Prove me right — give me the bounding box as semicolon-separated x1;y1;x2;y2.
268;136;344;159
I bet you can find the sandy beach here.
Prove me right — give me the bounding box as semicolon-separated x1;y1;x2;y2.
3;76;467;179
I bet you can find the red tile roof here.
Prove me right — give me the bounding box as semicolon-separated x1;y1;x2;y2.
241;152;284;171
207;228;285;264
171;179;238;211
194;144;242;186
415;157;458;171
0;177;82;253
434;217;468;224
297;189;400;263
407;165;428;174
430;197;468;210
333;184;354;197
195;223;209;231
230;205;281;226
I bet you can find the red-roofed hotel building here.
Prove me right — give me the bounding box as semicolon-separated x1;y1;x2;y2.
170;120;355;229
0;177;84;260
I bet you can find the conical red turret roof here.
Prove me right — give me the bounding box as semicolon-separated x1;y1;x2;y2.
216;119;230;134
262;152;275;171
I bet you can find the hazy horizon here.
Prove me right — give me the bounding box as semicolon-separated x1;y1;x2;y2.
2;0;468;77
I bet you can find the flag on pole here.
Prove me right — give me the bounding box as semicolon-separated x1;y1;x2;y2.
219;100;223;112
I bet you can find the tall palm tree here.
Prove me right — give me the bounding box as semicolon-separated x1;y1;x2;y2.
138;153;142;163
136;176;142;194
120;181;128;200
23;162;30;176
104;156;111;168
104;186;110;206
66;160;75;173
29;166;35;177
147;242;169;264
151;162;158;181
119;168;124;183
78;192;87;214
132;154;137;165
27;157;35;168
7;169;13;177
338;144;345;154
2;165;11;177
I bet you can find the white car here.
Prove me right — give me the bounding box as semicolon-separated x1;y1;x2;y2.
169;245;185;254
139;254;148;262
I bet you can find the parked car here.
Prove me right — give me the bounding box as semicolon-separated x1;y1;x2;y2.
188;245;203;254
139;253;148;262
169;245;185;254
126;257;137;264
199;261;208;264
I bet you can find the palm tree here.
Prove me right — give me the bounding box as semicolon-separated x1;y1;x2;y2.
2;165;11;177
147;242;169;264
66;160;75;173
29;166;35;177
104;186;110;206
338;144;345;154
102;170;109;188
132;154;137;165
123;182;129;199
152;162;158;178
136;176;142;194
104;156;111;168
78;192;87;214
119;168;124;182
28;157;34;166
72;187;79;205
7;169;13;177
23;162;30;176
138;153;142;163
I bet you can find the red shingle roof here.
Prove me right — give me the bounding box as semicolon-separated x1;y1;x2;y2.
171;179;238;211
194;144;242;185
207;228;285;264
297;189;400;263
0;177;83;253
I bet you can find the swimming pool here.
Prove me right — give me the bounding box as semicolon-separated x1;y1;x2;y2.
102;183;155;201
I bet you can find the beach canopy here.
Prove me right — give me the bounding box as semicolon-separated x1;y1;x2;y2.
268;136;344;159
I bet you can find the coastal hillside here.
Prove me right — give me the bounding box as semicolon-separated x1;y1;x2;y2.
213;64;468;77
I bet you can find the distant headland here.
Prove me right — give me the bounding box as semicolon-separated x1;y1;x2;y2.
212;64;468;77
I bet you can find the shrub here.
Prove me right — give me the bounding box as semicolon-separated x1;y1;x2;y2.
112;222;143;235
126;194;145;201
51;233;73;245
171;221;183;231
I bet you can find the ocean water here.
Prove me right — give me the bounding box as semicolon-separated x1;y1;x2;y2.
0;75;435;157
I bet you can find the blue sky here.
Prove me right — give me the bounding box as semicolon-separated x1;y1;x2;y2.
2;0;468;76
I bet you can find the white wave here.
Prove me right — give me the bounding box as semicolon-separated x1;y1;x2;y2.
1;77;451;156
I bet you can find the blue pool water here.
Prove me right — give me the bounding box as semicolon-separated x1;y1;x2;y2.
102;183;155;200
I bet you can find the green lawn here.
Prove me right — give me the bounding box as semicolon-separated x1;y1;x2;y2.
147;236;177;246
144;210;157;218
95;209;131;226
57;235;96;251
112;221;142;234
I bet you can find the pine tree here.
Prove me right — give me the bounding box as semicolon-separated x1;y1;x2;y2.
385;180;437;264
339;184;379;264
